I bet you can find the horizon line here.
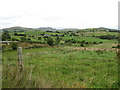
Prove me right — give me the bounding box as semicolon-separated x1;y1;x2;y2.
0;26;118;30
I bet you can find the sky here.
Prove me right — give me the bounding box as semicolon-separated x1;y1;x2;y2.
0;0;119;29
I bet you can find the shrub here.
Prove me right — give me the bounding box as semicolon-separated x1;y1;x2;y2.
14;32;19;36
112;45;120;49
47;37;54;46
85;42;89;44
80;44;84;47
100;42;103;44
12;38;19;41
11;43;18;50
28;38;31;40
38;37;42;40
92;35;95;37
81;40;85;43
93;41;97;44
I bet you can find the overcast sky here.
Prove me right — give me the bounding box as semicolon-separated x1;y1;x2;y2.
0;0;119;29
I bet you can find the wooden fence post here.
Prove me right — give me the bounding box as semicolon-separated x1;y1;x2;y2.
17;47;24;71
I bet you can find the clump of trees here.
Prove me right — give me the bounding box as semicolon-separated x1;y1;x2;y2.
65;39;77;44
2;31;11;41
11;38;19;41
96;35;118;40
20;37;32;42
14;32;26;37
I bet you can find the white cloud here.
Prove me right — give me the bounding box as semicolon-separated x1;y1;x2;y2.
0;0;119;29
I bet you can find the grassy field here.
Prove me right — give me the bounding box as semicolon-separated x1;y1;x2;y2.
62;36;117;43
2;27;119;88
2;46;118;88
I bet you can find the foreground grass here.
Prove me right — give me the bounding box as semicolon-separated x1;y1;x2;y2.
2;46;118;88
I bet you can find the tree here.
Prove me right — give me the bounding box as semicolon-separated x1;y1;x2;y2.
47;37;54;46
2;31;11;40
38;37;42;40
14;32;19;36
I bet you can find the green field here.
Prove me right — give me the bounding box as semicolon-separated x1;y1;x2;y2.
2;46;118;88
1;27;119;88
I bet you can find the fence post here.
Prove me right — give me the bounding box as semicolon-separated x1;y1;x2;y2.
17;47;24;71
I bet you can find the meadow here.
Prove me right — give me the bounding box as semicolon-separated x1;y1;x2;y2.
1;27;119;88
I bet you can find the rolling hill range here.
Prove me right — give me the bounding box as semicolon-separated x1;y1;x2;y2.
1;26;119;32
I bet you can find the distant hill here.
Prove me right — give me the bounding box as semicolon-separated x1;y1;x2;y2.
1;26;118;32
37;27;57;31
79;27;118;32
62;28;79;31
2;26;34;31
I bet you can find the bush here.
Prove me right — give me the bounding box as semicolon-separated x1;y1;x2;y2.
93;41;97;44
47;37;54;46
11;43;18;50
81;40;85;43
14;32;19;36
80;44;84;47
28;38;31;40
38;37;42;40
12;38;19;41
112;45;120;49
85;42;89;44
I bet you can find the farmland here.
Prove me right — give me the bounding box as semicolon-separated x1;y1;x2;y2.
1;27;119;88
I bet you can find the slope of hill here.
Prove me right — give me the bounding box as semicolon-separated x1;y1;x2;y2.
1;26;118;32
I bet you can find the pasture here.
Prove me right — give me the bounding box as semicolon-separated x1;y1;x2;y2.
2;46;118;88
1;27;119;88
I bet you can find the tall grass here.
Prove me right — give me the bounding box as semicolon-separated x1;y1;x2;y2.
2;63;52;88
2;46;118;88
